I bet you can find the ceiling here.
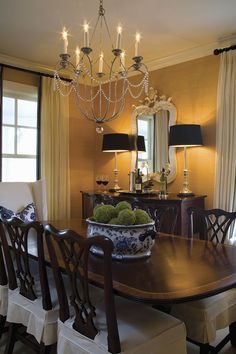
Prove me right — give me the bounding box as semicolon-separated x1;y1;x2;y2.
1;0;236;72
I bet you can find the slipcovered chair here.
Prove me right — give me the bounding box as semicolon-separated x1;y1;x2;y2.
171;207;236;354
0;180;48;221
45;224;187;354
0;218;59;354
0;240;8;339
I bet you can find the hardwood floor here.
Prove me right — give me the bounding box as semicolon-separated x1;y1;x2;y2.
0;329;236;353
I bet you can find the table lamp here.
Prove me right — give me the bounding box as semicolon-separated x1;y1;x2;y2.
102;133;130;191
169;124;203;196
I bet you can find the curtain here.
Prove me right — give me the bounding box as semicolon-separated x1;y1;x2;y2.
214;51;236;238
41;76;70;220
155;110;169;171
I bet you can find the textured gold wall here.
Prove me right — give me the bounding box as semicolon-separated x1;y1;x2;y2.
3;54;220;217
91;55;220;210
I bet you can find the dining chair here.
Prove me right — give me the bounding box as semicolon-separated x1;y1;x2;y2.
0;228;8;339
45;223;187;354
171;207;236;354
131;199;178;234
0;217;59;354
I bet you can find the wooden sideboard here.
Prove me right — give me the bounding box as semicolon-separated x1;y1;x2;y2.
81;191;207;237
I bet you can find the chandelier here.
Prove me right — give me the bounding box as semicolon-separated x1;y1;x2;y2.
54;0;149;133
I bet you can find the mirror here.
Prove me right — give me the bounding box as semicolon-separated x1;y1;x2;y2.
131;88;177;183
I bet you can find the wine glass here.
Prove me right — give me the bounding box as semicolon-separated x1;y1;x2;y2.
95;175;102;192
101;175;109;193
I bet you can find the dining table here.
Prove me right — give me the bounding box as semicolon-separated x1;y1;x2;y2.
28;218;236;305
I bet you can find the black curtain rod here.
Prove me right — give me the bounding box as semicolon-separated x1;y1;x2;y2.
213;44;236;55
0;63;71;82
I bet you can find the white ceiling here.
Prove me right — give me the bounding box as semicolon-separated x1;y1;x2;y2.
1;0;236;71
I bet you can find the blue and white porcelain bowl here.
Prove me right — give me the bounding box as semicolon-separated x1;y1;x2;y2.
86;218;156;260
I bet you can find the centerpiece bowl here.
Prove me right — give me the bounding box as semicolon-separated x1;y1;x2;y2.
86;218;156;260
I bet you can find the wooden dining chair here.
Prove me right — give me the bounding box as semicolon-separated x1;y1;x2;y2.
45;223;187;354
0;224;8;339
0;217;59;354
188;207;236;242
171;207;236;354
131;199;178;234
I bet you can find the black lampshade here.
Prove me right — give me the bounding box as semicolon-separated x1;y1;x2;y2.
102;133;130;152
137;135;146;152
169;124;203;147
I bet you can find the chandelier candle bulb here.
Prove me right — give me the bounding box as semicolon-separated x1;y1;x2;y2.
116;26;122;49
75;47;80;67
62;28;68;54
120;51;125;68
83;23;89;47
135;33;140;57
99;52;104;73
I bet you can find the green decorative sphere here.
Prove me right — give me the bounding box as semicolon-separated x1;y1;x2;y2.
108;217;119;225
117;209;136;225
134;209;152;225
115;201;132;215
94;205;116;224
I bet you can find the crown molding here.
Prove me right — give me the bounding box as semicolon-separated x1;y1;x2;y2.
1;34;236;75
0;53;54;75
147;35;236;71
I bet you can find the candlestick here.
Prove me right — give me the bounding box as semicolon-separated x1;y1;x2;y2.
116;26;122;49
75;46;80;67
99;52;104;73
62;27;68;54
83;23;89;47
135;33;140;57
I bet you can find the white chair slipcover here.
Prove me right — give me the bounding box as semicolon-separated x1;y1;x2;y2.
0;180;48;221
6;269;59;346
171;288;236;343
57;295;187;354
0;285;8;317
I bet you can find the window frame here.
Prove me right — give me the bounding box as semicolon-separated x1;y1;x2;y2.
1;80;40;182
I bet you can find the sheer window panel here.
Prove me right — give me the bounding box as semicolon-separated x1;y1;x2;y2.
17;128;37;155
18;100;37;127
2;158;37;182
3;97;15;125
2;126;15;154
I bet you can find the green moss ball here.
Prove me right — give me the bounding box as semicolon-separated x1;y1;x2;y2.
115;201;132;215
108;217;119;225
94;205;116;224
117;209;135;225
93;204;104;214
134;209;152;225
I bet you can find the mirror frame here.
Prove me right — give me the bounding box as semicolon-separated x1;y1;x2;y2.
131;92;177;183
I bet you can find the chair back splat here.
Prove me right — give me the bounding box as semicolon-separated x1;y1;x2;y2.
45;224;121;354
188;207;236;243
0;218;52;310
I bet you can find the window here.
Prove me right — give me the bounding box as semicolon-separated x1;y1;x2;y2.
137;116;154;174
2;81;38;182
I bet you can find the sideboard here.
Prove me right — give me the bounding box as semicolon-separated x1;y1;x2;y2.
81;191;207;236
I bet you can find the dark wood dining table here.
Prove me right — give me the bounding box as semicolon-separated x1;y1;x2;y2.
30;218;236;305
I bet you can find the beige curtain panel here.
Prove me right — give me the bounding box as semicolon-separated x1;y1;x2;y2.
214;51;236;239
41;77;70;220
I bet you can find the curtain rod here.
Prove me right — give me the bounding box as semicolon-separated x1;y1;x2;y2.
0;63;71;82
213;44;236;55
